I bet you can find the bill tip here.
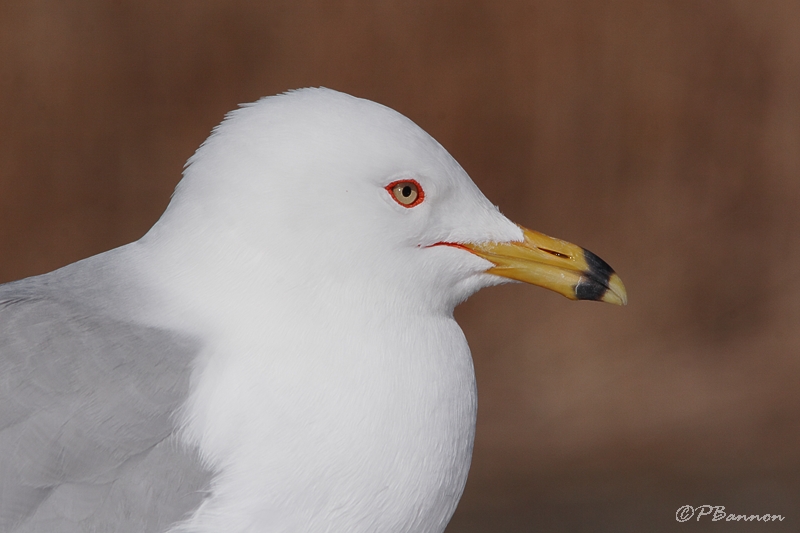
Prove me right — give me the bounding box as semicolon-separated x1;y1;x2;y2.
602;273;628;306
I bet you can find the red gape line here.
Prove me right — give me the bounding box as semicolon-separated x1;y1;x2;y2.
385;179;425;208
426;242;471;251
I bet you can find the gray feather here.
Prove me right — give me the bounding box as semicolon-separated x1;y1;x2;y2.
0;262;213;532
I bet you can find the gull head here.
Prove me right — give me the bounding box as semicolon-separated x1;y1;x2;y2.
146;88;626;315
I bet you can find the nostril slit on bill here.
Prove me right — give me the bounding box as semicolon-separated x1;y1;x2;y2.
539;248;570;259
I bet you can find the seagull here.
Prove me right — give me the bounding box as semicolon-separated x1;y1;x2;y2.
0;88;626;533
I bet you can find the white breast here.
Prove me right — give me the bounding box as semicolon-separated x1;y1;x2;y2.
170;289;477;533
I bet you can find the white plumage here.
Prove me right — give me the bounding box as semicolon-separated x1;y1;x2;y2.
0;88;624;532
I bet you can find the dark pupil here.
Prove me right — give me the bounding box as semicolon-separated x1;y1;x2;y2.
402;186;412;197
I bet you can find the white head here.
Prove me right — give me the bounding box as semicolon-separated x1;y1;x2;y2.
143;88;624;324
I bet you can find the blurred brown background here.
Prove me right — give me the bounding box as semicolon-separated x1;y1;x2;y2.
1;1;798;531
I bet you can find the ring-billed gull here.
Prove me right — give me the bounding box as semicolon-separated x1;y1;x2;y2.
0;88;625;532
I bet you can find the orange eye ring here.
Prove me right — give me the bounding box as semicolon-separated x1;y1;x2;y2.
386;179;424;208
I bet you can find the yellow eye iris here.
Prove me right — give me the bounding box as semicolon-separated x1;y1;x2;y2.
387;180;424;207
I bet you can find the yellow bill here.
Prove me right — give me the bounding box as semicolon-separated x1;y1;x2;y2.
462;225;627;305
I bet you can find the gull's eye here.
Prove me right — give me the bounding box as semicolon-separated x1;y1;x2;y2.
387;180;424;208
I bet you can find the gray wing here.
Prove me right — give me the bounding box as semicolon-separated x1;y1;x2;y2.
0;279;212;532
